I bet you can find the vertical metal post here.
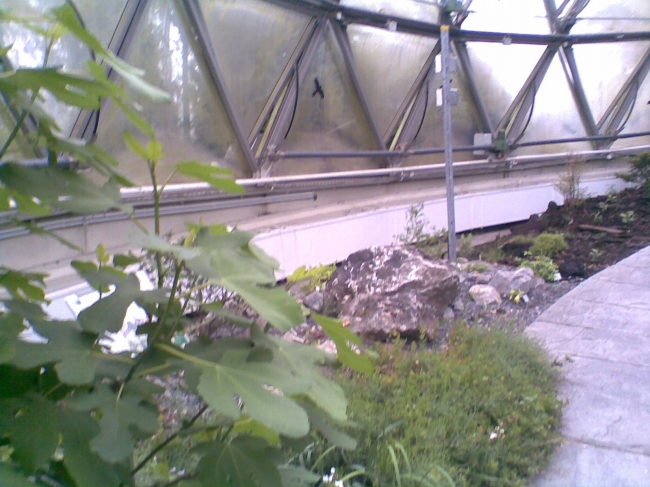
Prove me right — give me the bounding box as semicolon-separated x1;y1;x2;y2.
441;25;456;261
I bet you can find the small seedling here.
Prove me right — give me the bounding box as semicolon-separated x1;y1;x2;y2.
529;233;568;258
589;248;603;261
620;211;635;225
509;289;528;304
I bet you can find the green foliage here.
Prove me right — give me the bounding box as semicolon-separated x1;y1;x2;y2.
396;203;447;249
334;326;562;487
618;152;650;193
528;233;567;258
287;264;336;293
0;8;373;487
519;256;558;282
555;158;586;201
620;210;635;225
589;248;603;262
457;234;474;259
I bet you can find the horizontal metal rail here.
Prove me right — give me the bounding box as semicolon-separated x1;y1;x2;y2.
0;192;317;240
271;0;650;45
118;144;650;198
3;143;646;243
269;131;650;159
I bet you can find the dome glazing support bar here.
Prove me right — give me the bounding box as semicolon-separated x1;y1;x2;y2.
544;0;599;146
267;0;650;45
71;0;151;143
183;0;258;175
330;20;389;166
598;46;650;140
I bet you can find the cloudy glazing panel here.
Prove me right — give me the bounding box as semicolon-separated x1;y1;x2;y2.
199;0;310;135
348;25;436;137
95;0;248;184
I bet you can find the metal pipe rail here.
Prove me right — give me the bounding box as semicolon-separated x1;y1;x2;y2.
3;142;645;242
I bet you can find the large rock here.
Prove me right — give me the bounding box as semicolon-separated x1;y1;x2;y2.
325;246;460;340
488;267;543;296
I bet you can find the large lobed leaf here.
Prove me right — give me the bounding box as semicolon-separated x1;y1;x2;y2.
69;383;160;463
11;320;101;385
0;163;130;215
2;394;129;487
194;436;283;487
72;262;168;334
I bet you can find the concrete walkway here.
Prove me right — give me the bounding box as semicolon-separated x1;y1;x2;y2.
526;246;650;487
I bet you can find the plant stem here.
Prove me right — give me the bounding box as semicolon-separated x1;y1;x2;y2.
0;37;54;160
131;404;208;475
147;159;164;288
122;263;183;385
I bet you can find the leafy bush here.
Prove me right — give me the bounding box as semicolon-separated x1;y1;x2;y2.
529;233;567;258
519;256;558;282
0;8;373;486
335;326;562;487
287;264;337;293
618;152;650;194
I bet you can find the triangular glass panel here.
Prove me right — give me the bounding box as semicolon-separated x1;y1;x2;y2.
572;41;650;122
95;0;249;184
464;42;548;130
199;0;311;136
512;55;591;155
612;74;650;149
339;0;439;23
273;22;382;175
462;0;549;35
571;0;650;35
0;0;127;137
72;0;129;48
402;60;481;167
348;25;437;137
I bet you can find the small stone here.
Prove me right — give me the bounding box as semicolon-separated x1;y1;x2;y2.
317;339;337;355
489;267;539;296
303;292;325;312
453;297;465;312
443;307;455;321
469;285;502;306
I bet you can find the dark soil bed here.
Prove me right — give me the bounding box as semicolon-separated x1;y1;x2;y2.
475;186;650;278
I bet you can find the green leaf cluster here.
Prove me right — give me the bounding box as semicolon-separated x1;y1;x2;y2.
0;6;374;487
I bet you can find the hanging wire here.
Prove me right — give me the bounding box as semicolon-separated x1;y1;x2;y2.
284;64;300;139
411;79;430;143
613;80;638;136
511;82;537;146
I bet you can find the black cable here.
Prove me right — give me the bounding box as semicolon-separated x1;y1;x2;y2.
614;80;638;136
512;82;537;145
284;64;300;139
411;79;429;143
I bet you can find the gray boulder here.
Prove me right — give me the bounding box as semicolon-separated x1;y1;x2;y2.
325;246;460;340
469;284;502;306
488;267;543;296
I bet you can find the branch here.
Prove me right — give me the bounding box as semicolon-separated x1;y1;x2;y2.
131;404;208;475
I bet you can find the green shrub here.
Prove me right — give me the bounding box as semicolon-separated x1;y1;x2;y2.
529;233;567;258
519;256;558;282
335;326;562;487
618;152;650;193
287;263;337;292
